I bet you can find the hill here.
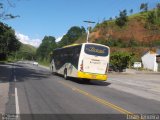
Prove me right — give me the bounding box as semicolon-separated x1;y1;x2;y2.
20;44;36;53
93;12;159;44
75;9;160;61
16;44;37;60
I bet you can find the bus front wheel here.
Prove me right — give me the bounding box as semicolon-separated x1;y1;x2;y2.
64;69;68;80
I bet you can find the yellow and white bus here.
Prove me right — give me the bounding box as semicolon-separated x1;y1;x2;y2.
50;43;110;81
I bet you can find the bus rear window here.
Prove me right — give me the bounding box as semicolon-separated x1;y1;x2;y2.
84;44;108;56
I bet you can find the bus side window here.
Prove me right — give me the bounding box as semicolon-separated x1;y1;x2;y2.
72;47;80;68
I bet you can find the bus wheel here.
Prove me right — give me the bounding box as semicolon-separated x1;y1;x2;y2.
64;69;68;80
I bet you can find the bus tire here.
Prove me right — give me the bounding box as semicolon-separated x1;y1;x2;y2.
64;69;68;80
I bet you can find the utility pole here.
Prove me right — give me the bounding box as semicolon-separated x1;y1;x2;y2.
83;21;95;43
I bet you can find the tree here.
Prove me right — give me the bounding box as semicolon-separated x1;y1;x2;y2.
36;36;57;61
58;26;86;47
16;44;36;60
140;3;148;12
0;0;19;20
130;9;133;15
115;9;128;27
144;3;148;12
0;22;21;60
110;52;134;71
147;11;156;24
109;17;112;21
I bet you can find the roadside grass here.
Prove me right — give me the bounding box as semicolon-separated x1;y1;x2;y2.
0;60;7;64
0;58;17;64
38;60;50;67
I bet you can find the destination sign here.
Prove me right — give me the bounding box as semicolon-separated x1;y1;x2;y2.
85;44;108;56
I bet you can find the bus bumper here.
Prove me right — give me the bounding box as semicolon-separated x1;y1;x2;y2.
77;71;107;81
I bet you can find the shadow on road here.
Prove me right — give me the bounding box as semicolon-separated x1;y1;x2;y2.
15;66;50;82
0;63;51;83
0;63;12;83
54;74;111;86
69;78;111;86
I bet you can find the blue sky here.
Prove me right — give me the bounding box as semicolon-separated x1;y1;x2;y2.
2;0;160;46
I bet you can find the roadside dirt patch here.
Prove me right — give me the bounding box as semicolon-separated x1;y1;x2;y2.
0;83;9;113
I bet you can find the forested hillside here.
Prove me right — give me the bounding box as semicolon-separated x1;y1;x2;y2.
73;3;160;70
16;44;36;60
0;22;21;60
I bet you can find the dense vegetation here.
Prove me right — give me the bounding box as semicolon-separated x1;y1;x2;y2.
0;22;21;60
0;22;36;61
0;0;21;61
115;9;128;27
110;52;135;71
36;36;57;64
58;26;86;47
16;44;36;60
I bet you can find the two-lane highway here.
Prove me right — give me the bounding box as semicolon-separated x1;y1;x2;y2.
1;62;160;120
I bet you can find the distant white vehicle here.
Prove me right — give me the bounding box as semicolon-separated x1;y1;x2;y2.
33;61;38;66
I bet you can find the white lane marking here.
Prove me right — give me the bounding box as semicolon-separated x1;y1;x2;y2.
14;64;20;119
15;87;20;119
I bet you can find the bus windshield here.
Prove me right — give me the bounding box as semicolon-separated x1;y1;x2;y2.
84;44;109;57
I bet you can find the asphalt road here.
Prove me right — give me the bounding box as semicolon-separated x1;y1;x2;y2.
0;62;160;120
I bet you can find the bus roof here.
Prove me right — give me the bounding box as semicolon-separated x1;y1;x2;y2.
54;43;109;51
63;43;109;48
63;44;81;48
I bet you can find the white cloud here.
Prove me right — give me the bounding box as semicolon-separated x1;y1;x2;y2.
56;36;63;42
15;32;41;47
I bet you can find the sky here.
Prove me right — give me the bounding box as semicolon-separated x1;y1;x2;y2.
1;0;160;47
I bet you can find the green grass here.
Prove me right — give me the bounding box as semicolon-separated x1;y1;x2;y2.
0;58;18;63
38;60;50;67
0;60;7;64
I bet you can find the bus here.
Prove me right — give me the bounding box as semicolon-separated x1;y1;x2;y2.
50;43;110;81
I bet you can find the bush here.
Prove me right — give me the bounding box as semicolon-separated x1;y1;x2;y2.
110;52;135;71
153;40;160;47
100;38;138;48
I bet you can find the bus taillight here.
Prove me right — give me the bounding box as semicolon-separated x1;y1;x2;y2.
80;60;83;71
